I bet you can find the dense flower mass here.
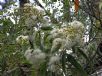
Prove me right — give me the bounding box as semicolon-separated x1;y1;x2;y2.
22;3;44;27
24;48;46;67
51;20;85;51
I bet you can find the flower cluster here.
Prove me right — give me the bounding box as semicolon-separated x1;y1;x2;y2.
51;21;85;52
48;55;60;72
22;3;44;27
16;35;29;44
24;48;46;67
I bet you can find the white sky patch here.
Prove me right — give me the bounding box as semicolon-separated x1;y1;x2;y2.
29;0;34;3
30;0;45;7
14;1;19;7
84;35;89;42
0;0;5;3
0;5;2;10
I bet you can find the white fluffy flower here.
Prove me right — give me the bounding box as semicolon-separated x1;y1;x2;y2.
51;20;85;51
25;18;34;26
48;55;60;72
64;37;76;50
51;38;63;52
16;35;29;44
24;48;33;62
70;21;84;28
48;64;57;72
48;55;60;65
31;15;37;20
24;3;32;7
50;29;64;38
16;35;28;41
65;34;84;49
75;34;84;46
24;48;46;66
50;29;60;38
33;49;46;61
70;20;85;33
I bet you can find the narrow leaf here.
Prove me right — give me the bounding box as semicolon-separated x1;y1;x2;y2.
77;48;89;61
66;54;88;76
41;26;53;30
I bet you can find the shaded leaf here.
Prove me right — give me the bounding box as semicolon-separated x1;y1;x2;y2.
77;48;89;61
66;54;88;76
41;26;53;30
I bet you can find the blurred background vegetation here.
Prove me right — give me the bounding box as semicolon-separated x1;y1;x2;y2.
0;0;102;76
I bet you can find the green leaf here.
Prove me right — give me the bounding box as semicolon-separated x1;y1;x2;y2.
63;0;70;21
0;11;3;15
66;54;88;76
99;2;102;10
61;52;67;74
77;48;89;61
51;0;57;2
39;61;47;76
41;26;53;30
51;43;61;53
34;31;41;48
0;56;7;74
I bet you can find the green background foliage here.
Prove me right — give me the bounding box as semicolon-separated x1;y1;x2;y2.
0;0;102;76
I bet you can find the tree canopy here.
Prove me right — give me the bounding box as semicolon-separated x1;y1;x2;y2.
0;0;102;76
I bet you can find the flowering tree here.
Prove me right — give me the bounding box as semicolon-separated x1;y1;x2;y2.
0;0;102;76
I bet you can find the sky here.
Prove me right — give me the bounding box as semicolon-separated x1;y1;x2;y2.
0;0;5;3
0;0;45;10
0;0;5;9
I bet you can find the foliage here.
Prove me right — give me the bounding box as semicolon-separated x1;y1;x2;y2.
0;0;102;76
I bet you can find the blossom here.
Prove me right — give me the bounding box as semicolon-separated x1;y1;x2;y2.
64;37;76;49
70;20;84;28
48;55;60;72
48;64;56;72
24;48;33;62
50;20;85;51
70;20;85;34
50;29;63;38
24;48;46;67
21;3;44;27
24;3;32;7
51;38;63;52
25;17;36;27
51;21;84;39
16;35;29;44
48;55;60;65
